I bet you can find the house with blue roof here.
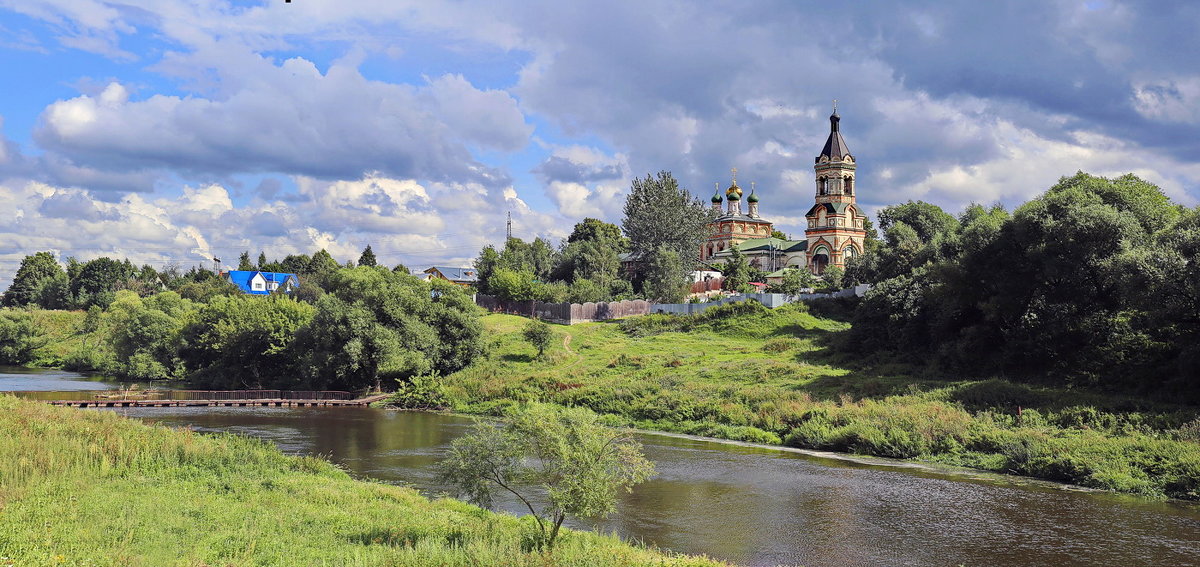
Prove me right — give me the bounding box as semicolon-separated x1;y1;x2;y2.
223;271;300;295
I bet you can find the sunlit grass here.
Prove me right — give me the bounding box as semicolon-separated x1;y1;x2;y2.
439;305;1200;499
0;396;726;566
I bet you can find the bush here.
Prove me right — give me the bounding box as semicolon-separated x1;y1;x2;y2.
0;310;43;365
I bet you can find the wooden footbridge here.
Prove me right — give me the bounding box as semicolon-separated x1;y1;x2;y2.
42;390;391;409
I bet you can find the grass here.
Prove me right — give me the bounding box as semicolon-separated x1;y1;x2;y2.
417;301;1200;500
0;395;726;566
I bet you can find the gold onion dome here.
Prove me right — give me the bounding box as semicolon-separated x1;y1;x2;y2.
726;182;742;200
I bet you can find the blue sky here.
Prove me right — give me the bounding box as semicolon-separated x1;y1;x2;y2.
2;0;1199;286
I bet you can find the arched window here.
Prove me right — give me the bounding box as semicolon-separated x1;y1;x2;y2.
843;245;857;261
818;177;827;195
845;176;854;196
811;246;830;275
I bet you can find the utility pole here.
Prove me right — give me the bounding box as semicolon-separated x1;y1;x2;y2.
506;211;512;241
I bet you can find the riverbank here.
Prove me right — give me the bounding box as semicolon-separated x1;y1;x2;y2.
0;396;724;566
406;305;1200;500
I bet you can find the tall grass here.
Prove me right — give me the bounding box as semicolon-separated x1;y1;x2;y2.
0;396;725;566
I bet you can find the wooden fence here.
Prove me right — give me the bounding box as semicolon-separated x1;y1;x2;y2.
475;295;652;325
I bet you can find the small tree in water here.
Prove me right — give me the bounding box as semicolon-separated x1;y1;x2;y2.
439;404;654;550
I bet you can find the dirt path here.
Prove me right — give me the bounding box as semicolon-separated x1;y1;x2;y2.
562;333;575;356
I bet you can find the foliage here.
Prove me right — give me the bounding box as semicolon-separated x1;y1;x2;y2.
819;265;844;292
847;172;1198;394
770;268;816;295
307;249;340;276
294;267;483;391
439;404;654;549
0;396;719;566
721;248;750;291
0;310;44;364
622;171;714;290
181;294;316;388
103;291;196;380
71;257;134;308
522;319;553;359
358;244;378;267
642;245;689;303
238;251;255;271
2;251;65;307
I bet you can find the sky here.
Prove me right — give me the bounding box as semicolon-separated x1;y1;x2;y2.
2;0;1200;286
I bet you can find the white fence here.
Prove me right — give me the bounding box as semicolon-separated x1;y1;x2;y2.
650;284;870;316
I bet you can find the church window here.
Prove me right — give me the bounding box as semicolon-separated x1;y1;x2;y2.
818;178;828;195
845;176;854;195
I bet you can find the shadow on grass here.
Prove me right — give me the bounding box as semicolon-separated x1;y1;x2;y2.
501;353;535;363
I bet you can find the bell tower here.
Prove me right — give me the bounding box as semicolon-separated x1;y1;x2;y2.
804;102;866;275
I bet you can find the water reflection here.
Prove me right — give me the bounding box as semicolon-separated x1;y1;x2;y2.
6;370;1198;567
108;406;1200;567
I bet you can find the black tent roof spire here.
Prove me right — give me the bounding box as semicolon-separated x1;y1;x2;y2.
818;99;851;162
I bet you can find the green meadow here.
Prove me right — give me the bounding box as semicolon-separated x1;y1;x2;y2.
425;302;1200;500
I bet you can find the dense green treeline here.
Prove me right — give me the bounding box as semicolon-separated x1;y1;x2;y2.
845;172;1200;398
475;171;718;303
0;265;483;390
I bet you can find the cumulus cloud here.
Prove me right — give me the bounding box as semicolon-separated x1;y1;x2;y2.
34;54;531;184
4;0;1200;280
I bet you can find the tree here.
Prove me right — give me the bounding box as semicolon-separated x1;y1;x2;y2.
474;246;501;295
819;265;845;292
70;257;133;308
3;252;64;307
622;171;714;286
722;248;751;291
358;245;378;267
181;294;316;388
642;245;689;303
104;291;195;380
522;319;553;360
770;229;789;240
489;268;537;301
238;252;254;271
439;404;654;550
0;311;43;365
294;267;483;390
257;252;268;270
773;268;816;295
568;218;626;246
877;200;959;242
307;249;340;275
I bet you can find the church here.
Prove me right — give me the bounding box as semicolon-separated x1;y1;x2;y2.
702;108;867;275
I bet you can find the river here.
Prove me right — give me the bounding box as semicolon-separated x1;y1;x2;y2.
5;367;1200;567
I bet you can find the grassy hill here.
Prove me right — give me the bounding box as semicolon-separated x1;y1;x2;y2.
0;395;724;566
427;302;1200;500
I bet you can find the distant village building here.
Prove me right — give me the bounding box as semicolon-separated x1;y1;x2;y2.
704;108;866;275
423;266;479;287
223;270;299;295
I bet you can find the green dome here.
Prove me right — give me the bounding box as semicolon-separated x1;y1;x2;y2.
711;191;722;203
747;191;759;203
725;183;742;199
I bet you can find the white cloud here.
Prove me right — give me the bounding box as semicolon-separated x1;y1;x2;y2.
35;54;532;183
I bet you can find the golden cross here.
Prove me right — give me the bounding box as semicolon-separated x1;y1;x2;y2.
731;167;737;184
